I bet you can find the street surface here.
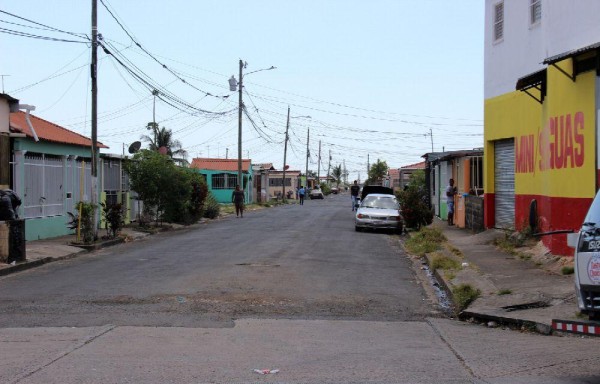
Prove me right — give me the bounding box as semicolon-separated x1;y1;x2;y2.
1;193;599;383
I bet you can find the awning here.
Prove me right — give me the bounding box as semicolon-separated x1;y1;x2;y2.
516;69;546;104
544;42;600;65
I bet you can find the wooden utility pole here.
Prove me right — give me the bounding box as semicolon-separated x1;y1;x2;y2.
317;140;321;186
91;0;99;239
305;128;310;188
327;149;331;185
237;59;243;189
282;106;290;200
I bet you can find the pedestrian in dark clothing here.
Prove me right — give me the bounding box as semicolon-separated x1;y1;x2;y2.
232;185;245;218
350;180;360;211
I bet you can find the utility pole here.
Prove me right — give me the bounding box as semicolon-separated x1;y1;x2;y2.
343;160;347;184
430;128;434;152
282;106;290;200
0;75;9;93
91;0;99;239
226;148;229;159
237;59;243;189
305;128;310;188
367;154;370;181
327;149;331;186
317;140;321;186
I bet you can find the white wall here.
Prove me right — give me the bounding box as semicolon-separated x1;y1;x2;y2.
485;0;600;99
0;100;9;133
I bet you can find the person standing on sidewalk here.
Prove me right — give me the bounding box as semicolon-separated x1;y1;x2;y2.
232;185;245;218
350;180;360;211
446;178;457;225
298;185;306;205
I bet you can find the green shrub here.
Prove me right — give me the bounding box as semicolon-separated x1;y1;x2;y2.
203;193;221;219
67;201;97;244
498;288;512;295
100;202;125;239
452;284;481;312
561;266;574;275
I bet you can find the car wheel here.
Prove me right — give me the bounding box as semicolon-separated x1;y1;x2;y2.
396;225;404;235
355;226;362;232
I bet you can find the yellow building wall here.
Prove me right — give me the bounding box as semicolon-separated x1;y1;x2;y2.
485;61;596;199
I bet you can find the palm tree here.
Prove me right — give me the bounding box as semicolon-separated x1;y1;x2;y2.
332;164;342;187
141;123;187;159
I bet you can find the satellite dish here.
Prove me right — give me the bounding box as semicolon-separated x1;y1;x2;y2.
284;165;289;170
158;146;168;155
128;141;141;154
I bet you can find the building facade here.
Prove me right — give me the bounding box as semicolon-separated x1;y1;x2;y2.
484;0;600;254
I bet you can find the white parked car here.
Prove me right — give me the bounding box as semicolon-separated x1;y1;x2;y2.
355;193;403;233
570;189;600;320
309;187;324;200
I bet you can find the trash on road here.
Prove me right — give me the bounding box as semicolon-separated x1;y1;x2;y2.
253;369;280;375
461;262;469;267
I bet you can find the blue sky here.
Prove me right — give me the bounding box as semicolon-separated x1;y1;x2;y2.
1;1;484;180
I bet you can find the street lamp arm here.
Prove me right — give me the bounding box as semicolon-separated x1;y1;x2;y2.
244;66;277;77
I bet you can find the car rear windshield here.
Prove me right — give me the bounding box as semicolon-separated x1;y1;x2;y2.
362;196;399;209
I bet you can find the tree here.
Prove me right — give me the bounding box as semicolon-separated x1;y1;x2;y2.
125;150;207;225
367;159;388;185
141;123;187;159
331;164;342;187
396;170;433;229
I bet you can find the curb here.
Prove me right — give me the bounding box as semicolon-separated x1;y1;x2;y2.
460;310;554;335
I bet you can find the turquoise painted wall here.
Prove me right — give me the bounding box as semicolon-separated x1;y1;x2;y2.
197;169;252;204
13;137;103;241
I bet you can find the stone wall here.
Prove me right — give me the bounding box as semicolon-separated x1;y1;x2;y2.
465;195;484;233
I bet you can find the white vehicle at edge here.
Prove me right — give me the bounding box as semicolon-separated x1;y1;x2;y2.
354;193;403;233
570;189;600;320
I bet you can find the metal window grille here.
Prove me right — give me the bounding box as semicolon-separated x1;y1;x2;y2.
103;158;121;191
469;156;484;196
227;174;238;189
23;153;64;218
530;0;541;25
67;158;92;214
494;1;504;41
212;173;226;189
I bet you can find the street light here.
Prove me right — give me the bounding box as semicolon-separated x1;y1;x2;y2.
229;61;276;191
282;111;311;201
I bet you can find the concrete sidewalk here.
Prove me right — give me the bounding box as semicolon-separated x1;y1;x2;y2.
0;226;155;276
426;218;579;334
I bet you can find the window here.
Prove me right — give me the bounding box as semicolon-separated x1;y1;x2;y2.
530;0;541;25
469;157;484;196
212;173;226;189
23;153;64;218
494;1;504;41
227;174;238;189
269;178;291;187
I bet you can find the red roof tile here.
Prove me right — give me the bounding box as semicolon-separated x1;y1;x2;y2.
9;111;107;148
401;161;426;169
190;157;251;172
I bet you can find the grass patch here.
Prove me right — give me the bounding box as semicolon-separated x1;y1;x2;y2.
452;284;481;312
430;254;461;271
561;266;574;275
405;227;446;257
444;271;456;281
448;245;463;258
498;288;512;295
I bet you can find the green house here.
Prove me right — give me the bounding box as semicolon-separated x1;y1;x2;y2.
190;158;253;204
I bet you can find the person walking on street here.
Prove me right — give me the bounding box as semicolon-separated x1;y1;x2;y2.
446;178;457;225
298;185;306;205
350;180;360;211
232;185;245;218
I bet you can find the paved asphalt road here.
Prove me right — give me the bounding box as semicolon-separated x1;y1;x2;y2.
1;193;600;383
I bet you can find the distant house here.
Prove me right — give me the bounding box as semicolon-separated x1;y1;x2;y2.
190;158;252;204
252;163;274;203
9;111;116;240
423;149;484;231
268;170;301;200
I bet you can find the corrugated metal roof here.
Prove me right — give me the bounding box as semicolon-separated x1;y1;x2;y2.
544;41;600;65
9;111;108;148
190;157;251;172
